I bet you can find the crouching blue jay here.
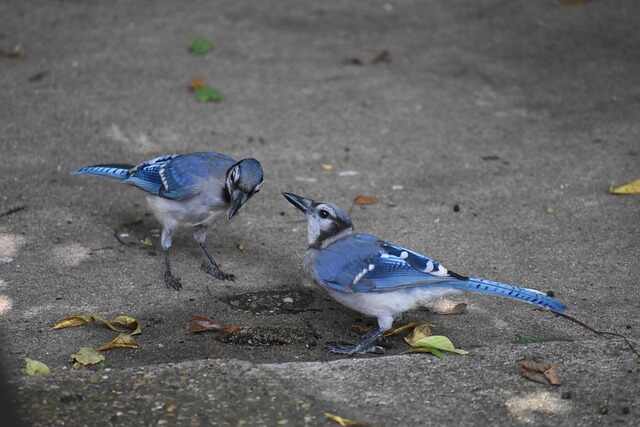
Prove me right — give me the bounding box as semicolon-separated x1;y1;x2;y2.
74;152;263;290
282;192;566;355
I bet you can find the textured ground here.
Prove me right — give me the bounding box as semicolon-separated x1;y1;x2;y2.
1;0;639;425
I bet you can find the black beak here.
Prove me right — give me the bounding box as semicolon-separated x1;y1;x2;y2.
282;192;313;214
227;190;249;220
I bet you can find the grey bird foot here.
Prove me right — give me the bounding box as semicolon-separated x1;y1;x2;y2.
164;271;183;291
201;262;235;281
325;342;385;355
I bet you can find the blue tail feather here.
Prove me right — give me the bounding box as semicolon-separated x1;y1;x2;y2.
452;277;566;313
72;164;133;180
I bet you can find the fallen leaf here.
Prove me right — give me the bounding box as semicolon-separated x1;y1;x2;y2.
384;321;420;337
71;347;105;367
52;314;95;329
351;323;371;334
23;358;50;376
609;179;640;195
194;85;224;103
53;314;141;335
371;49;391;64
324;412;368;427
518;359;561;386
353;195;378;206
403;323;433;344
430;299;467;315
140;237;153;247
190;78;206;91
110;315;142;336
321;163;334;172
189;38;214;55
405;334;468;358
0;44;24;59
189;315;224;333
97;334;139;351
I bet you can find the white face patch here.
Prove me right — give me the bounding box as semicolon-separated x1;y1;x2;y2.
307;217;321;245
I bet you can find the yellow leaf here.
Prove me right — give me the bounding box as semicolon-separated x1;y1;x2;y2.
71;347;105;367
324;412;368;427
24;358;50;376
52;314;95;329
97;334;139;351
383;321;420;337
403;323;433;346
609;179;640;195
409;335;469;356
321;163;335;172
110;315;142;335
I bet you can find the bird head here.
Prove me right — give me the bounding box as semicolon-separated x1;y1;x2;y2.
225;158;264;220
282;192;353;247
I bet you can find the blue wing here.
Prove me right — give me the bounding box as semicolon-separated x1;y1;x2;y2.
313;234;459;294
313;234;566;312
125;152;235;200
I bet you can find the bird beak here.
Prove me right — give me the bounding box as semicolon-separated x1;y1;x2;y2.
282;192;312;214
227;190;248;221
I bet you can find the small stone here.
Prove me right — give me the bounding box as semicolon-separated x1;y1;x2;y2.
453;204;460;212
621;407;630;415
283;297;294;304
561;391;572;400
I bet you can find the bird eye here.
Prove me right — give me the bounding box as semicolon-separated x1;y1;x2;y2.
319;209;330;219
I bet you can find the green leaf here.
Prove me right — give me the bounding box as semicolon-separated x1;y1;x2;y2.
514;335;545;345
190;38;214;55
71;347;105;367
24;358;50;376
412;335;469;355
195;86;224;103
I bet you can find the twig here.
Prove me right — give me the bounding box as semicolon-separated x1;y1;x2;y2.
551;310;639;360
0;205;26;218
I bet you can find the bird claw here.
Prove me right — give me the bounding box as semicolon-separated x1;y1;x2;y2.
164;271;183;291
201;262;235;281
325;342;384;355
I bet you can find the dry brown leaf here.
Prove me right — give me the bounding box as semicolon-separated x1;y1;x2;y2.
321;163;335;172
324;412;368;427
431;300;467;315
189;315;224;333
351;323;372;334
384;321;420;337
518;359;561;386
353;195;378;206
190;78;206;91
110;315;142;335
97;334;139;351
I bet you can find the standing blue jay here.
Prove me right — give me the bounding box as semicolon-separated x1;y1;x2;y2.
74;152;264;290
283;192;566;355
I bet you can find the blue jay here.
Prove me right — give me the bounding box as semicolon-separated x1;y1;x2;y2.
74;152;264;290
282;192;566;355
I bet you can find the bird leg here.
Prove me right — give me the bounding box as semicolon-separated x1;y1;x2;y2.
199;242;235;281
326;327;385;355
163;251;182;291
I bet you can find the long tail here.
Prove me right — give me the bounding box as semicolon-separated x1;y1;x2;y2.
72;164;134;181
448;276;566;313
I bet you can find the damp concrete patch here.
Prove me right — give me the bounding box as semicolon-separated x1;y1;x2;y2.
0;232;26;264
52;243;90;267
505;391;570;423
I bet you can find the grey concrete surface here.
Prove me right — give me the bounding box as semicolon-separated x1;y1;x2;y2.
1;0;639;425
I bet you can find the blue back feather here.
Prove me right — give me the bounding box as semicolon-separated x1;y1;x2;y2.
313;233;566;313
